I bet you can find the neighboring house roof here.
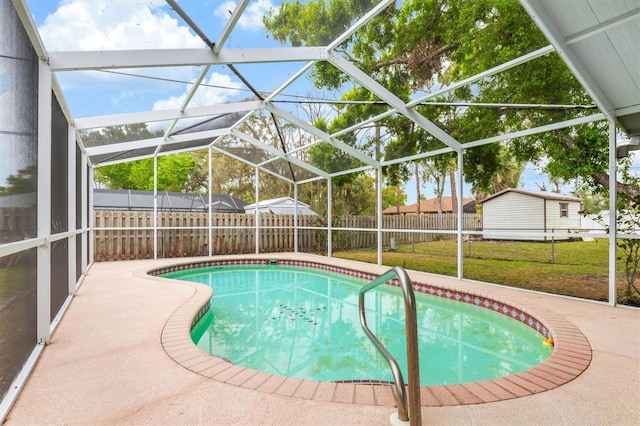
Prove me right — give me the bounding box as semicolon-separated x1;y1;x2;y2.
382;197;474;215
478;188;582;204
93;189;247;212
244;197;318;215
209;195;248;213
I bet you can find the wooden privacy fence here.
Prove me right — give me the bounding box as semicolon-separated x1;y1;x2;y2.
93;210;481;261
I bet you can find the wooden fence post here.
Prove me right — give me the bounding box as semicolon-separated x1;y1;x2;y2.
92;210;482;259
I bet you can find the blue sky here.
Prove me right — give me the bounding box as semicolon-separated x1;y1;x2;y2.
23;0;640;202
27;0;311;118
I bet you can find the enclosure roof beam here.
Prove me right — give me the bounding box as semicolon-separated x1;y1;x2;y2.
210;144;296;185
407;46;555;108
214;0;250;53
330;165;374;179
328;53;462;153
93;144;214;168
382;147;455;167
520;0;616;120
51;74;74;127
617;104;640;121
262;0;396;104
163;65;212;139
48;47;329;71
331;46;554;139
74;100;262;129
10;0;48;60
85;128;230;157
165;0;214;48
231;129;329;179
265;103;379;168
12;0;74;134
297;175;326;185
461;113;605;149
563;7;640;46
264;61;317;103
326;0;396;50
381;113;606;166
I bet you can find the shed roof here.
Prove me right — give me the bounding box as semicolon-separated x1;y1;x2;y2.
478;188;583;204
244;197;317;215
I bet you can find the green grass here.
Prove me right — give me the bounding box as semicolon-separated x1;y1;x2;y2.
334;238;626;302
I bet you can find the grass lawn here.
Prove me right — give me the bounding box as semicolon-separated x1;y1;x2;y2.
334;238;631;303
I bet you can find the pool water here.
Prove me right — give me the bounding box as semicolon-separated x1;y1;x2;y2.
163;265;551;386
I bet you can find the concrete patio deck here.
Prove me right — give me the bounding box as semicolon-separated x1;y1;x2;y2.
5;254;640;425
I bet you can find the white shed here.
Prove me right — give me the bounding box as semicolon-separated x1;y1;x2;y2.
244;197;318;215
479;189;582;241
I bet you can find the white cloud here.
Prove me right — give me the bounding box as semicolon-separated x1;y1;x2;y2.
38;1;204;51
37;1;221;115
152;72;243;110
214;0;273;32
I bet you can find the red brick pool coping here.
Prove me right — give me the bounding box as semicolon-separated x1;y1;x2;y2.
147;256;592;407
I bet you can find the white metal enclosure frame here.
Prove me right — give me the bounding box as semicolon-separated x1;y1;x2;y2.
6;1;640;296
8;0;640;301
2;0;640;421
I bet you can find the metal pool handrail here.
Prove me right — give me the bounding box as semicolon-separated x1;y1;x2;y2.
358;266;421;425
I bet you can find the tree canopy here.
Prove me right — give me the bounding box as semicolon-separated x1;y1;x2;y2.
264;0;638;199
90;121;403;215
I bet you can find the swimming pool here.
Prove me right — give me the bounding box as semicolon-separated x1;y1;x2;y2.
160;259;552;386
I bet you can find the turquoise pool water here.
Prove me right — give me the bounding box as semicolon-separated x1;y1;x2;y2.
162;265;551;386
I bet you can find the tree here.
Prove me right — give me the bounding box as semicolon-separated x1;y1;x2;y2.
264;0;637;200
382;185;407;210
94;154;198;192
614;161;640;306
209;151;255;202
575;185;608;215
0;165;36;195
184;150;210;193
471;146;525;200
616;194;640;306
88;124;202;192
332;173;377;215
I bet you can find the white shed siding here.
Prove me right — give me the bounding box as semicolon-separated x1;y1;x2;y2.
481;190;582;241
483;191;545;240
545;199;582;231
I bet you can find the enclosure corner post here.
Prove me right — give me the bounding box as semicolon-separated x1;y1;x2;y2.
83;153;90;271
37;59;52;345
327;176;333;258
294;183;299;253
153;155;158;259
608;119;617;306
208;146;213;257
377;166;383;266
457;149;464;280
255;166;260;255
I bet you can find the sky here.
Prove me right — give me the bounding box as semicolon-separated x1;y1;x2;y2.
27;0;297;117
21;0;640;203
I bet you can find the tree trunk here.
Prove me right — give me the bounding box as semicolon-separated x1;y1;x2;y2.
555;129;639;198
592;172;640;198
449;167;458;214
415;162;421;215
